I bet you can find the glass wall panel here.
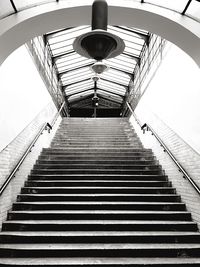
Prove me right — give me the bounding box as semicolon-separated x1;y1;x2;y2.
144;0;189;12
13;0;54;10
186;1;200;22
0;1;15;19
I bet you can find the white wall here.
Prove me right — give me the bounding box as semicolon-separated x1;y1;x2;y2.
0;45;53;152
135;43;200;153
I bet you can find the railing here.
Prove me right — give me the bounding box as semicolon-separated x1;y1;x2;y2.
126;102;200;195
0;103;65;197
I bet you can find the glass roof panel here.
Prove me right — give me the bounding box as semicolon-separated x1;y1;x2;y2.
48;26;90;43
56;56;88;67
68;90;94;102
66;85;93;95
55;53;81;64
66;87;93;97
62;74;92;86
98;87;125;97
48;26;90;39
105;60;133;73
116;54;138;64
0;1;15;19
101;74;129;86
107;68;131;80
50;39;75;50
97;90;123;102
108;58;136;70
110;57;136;67
144;0;189;13
13;0;55;10
44;23;149;108
57;58;93;72
109;26;147;43
66;79;93;91
62;68;93;80
124;46;142;56
98;80;126;93
186;1;200;22
123;41;142;53
51;45;73;56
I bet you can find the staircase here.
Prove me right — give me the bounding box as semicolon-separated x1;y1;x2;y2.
0;117;200;266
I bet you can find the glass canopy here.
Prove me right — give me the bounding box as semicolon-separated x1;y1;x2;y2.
0;1;199;21
1;0;199;110
45;25;148;108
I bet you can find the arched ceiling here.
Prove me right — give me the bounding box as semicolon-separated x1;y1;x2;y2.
0;0;199;114
1;0;200;23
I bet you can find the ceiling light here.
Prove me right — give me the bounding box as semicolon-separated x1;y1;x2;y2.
73;0;125;61
91;61;109;74
91;75;100;82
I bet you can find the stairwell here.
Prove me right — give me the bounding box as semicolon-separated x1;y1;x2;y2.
0;117;200;266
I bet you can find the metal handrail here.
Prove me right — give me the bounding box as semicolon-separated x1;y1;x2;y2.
126;101;200;195
50;102;65;128
0;102;65;197
126;102;143;127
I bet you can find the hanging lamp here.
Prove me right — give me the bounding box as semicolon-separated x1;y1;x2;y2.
73;0;125;61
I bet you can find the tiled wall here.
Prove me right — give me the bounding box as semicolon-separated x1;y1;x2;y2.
129;114;200;229
0;102;61;229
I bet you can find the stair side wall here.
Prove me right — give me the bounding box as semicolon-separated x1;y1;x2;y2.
129;115;200;229
0;104;61;230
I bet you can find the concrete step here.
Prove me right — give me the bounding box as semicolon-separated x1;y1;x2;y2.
17;194;181;202
38;155;156;161
33;164;162;170
42;148;152;153
12;202;186;211
25;180;171;187
31;169;164;175
2;231;200;244
40;152;154;157
2;220;197;232
1;257;200;266
51;147;144;152
1;243;200;258
20;187;176;194
7;210;191;221
28;174;168;181
1;117;198;265
36;160;157;165
52;138;138;142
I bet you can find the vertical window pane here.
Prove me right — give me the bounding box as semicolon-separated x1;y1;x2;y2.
14;0;54;10
145;0;189;13
0;1;15;19
186;1;200;22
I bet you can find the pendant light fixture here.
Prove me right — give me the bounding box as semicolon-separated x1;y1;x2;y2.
73;0;125;61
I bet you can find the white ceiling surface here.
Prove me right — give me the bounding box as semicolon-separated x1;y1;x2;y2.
0;0;199;22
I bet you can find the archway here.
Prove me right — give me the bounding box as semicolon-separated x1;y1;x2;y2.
0;2;199;67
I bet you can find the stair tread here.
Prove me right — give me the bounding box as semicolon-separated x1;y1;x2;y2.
4;220;195;225
13;201;183;204
1;231;199;236
1;257;200;265
1;243;200;249
22;187;173;189
27;180;167;183
9;211;187;214
1;118;199;264
29;174;165;177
